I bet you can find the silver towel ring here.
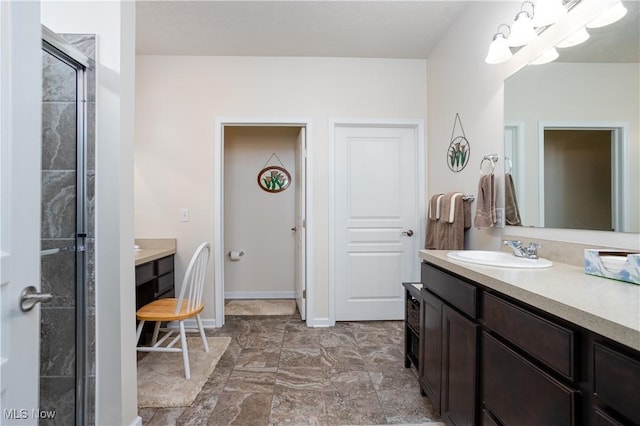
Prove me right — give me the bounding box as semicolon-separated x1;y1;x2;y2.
480;154;498;175
504;157;513;174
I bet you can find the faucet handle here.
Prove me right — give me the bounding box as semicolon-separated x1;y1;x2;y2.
525;242;540;258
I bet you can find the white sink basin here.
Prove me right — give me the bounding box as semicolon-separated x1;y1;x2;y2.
446;250;553;269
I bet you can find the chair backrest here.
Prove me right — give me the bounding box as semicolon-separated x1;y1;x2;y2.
175;242;211;315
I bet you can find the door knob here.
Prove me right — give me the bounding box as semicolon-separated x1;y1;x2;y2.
402;229;414;237
20;286;53;312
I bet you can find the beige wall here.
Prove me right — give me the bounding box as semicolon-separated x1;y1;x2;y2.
426;0;639;251
223;126;298;298
135;56;427;324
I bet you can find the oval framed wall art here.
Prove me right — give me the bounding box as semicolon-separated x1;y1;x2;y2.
257;166;291;193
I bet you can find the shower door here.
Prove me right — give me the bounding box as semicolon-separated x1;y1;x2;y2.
40;30;93;426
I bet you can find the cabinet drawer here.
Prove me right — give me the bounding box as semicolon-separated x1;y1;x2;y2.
483;332;577;426
135;262;154;285
593;342;640;424
483;293;575;379
593;407;625;426
156;255;174;275
421;262;477;318
156;271;175;297
482;410;500;426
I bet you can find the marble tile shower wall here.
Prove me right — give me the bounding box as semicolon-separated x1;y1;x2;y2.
40;34;96;426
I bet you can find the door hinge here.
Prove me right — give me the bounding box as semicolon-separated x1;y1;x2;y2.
303;219;306;228
302;289;306;299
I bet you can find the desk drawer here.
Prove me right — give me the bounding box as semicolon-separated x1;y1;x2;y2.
135;262;154;285
421;262;477;318
483;292;575;379
156;255;174;276
156;271;175;297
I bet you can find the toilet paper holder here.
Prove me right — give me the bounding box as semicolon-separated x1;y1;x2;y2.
227;250;245;260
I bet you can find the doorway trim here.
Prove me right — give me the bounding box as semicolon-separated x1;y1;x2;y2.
328;118;425;325
214;117;313;327
537;120;628;231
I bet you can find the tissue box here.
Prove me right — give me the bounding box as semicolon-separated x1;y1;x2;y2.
584;249;640;285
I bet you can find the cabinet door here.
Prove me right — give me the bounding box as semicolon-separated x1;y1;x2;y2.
442;305;478;426
420;290;443;411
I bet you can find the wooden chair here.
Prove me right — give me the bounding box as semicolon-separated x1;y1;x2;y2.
136;242;211;379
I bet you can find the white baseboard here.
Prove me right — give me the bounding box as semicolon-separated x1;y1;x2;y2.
224;291;296;299
167;314;331;330
309;317;334;327
130;416;142;426
167;318;218;329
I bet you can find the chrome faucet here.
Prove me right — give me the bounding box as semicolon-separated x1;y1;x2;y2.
503;240;540;259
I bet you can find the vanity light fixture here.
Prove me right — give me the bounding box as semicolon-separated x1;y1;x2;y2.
531;47;559;64
586;0;627;28
509;2;537;47
485;24;513;64
556;26;590;48
533;0;567;28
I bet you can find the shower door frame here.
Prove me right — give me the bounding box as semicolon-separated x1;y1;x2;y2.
41;27;93;426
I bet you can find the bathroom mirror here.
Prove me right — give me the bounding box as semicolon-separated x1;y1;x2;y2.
504;1;639;233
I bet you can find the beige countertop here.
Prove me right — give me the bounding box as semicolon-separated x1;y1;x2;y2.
134;238;177;266
419;250;640;352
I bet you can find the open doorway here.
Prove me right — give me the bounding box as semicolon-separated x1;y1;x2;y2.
223;126;297;306
538;124;628;231
214;119;311;327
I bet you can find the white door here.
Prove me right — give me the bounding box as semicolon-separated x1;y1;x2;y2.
1;1;43;421
334;125;420;321
294;128;306;320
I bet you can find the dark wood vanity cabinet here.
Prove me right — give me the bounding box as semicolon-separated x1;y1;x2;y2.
420;262;479;426
418;261;640;426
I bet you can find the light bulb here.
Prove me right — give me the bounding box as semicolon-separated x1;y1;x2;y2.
486;33;513;64
556;27;590;48
509;11;537;47
533;0;567;28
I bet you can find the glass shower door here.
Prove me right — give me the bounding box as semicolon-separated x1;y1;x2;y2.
40;40;89;426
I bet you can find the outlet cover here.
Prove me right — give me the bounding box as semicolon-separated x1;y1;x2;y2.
180;209;190;222
496;207;505;228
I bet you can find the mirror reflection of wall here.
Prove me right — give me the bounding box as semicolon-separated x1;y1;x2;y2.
504;1;639;233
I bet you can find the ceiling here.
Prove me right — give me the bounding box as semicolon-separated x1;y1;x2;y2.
135;1;470;59
136;1;639;62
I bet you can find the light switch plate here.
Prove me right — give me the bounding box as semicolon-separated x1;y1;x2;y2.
496;207;505;228
180;209;190;222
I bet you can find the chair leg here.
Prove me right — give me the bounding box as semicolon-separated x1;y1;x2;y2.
136;320;145;345
179;320;191;380
151;321;161;345
196;314;209;352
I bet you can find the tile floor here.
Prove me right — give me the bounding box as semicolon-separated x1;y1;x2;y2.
138;309;443;426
